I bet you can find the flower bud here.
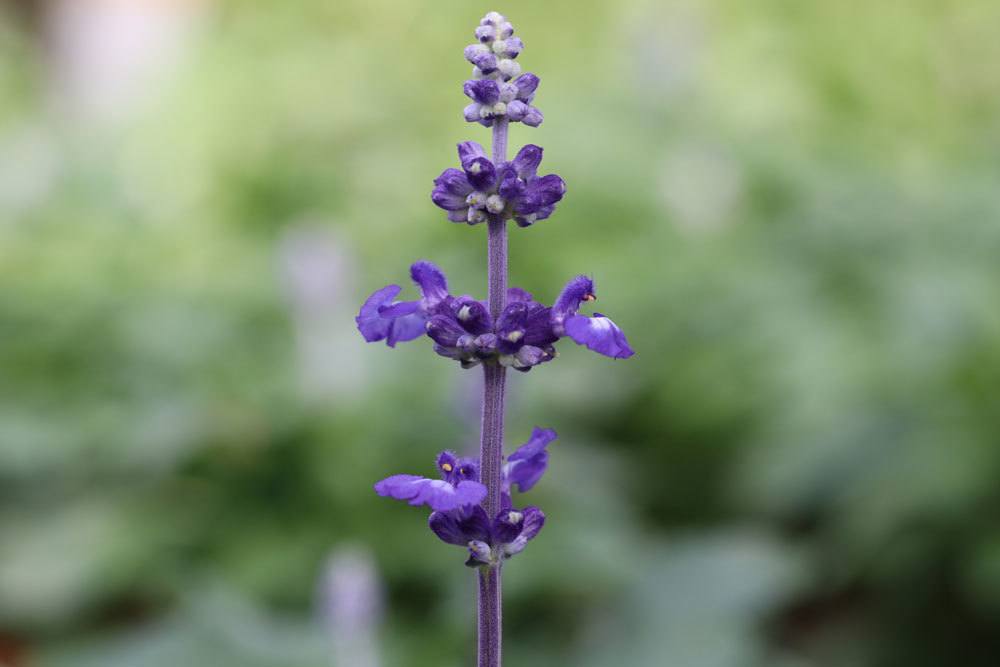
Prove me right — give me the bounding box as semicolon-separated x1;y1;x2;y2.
499;83;518;103
475;25;495;42
486;194;506;214
498;59;521;80
482;11;505;26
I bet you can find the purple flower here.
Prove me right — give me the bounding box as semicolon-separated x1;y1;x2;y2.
463;73;543;128
551;275;634;359
461;12;543;128
431;143;565;227
355;261;450;346
503;427;556;492
430;505;546;567
355;285;425;348
374;450;486;512
357;262;634;365
376;428;555;566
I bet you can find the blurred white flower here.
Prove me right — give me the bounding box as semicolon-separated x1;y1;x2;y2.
319;545;383;667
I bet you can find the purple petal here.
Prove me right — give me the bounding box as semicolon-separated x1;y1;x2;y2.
432;168;473;210
522;106;543;127
508;427;557;462
375;475;486;512
463;79;500;106
506;100;527;121
496;301;528;354
457;141;488;165
429;505;492;545
447;209;469;223
551;275;595;332
507;287;534;303
504;427;556;492
356;284;400;342
503;506;545;556
452;296;492;335
492;509;526;545
522;302;557;347
475;25;495;42
513;174;565;215
511;144;543;180
564;313;635;359
500;36;524;59
463;156;497;192
514;72;540;100
463;103;482;123
410;261;449;307
497;166;526;201
386;310;427;347
426;313;468;348
513;345;553;370
464;44;498;73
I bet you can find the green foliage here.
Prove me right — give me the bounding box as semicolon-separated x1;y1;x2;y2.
2;0;1000;665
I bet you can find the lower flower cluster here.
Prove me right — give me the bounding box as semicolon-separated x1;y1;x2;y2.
356;261;633;370
374;428;555;566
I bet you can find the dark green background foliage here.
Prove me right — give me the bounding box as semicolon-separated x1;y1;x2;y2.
2;0;999;665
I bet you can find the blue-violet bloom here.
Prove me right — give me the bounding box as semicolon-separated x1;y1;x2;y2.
375;427;555;566
432;142;566;227
357;261;634;366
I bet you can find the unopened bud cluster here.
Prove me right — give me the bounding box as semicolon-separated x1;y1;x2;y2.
462;12;543;127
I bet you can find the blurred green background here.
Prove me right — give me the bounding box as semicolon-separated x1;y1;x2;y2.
2;0;1000;665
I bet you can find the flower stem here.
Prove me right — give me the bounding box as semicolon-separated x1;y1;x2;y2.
478;117;509;667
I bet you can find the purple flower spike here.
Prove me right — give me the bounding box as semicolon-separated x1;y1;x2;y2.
565;313;635;359
375;474;487;512
460;13;543;127
504;427;556;492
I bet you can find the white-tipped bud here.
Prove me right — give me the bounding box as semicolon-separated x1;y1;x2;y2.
472;66;486;79
492;101;507;116
468;208;488;224
498;59;521;80
499;83;518;103
479;105;494;119
483;11;505;26
507;511;523;523
499;22;514;38
466;192;486;208
475;25;496;43
457;305;472;321
505;330;523;343
464;103;481;122
468;540;492;564
491;39;507;55
486;194;506;214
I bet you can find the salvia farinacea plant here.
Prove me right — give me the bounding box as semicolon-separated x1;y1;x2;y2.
356;11;634;666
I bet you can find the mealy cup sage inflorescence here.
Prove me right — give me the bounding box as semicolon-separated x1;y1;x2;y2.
355;11;633;667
